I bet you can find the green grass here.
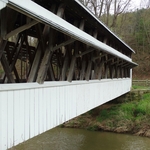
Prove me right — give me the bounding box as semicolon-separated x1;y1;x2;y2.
97;93;150;124
132;85;149;90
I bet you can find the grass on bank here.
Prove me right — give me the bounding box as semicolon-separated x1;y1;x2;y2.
132;85;150;90
96;93;150;128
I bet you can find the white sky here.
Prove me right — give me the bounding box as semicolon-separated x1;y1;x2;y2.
132;0;141;8
131;0;149;10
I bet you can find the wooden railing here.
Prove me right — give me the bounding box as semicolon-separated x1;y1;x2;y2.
132;80;150;86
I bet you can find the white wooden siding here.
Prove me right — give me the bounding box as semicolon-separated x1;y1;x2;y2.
0;78;131;149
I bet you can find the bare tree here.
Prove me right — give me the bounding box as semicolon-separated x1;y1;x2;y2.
82;0;105;17
110;0;131;27
140;0;150;8
78;0;132;27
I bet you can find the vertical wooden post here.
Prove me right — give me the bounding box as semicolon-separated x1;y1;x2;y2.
80;56;86;80
97;59;104;80
85;60;92;81
67;43;78;82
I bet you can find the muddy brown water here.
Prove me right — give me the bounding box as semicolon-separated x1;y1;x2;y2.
12;127;150;150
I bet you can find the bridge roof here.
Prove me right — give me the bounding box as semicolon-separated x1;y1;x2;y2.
1;0;137;67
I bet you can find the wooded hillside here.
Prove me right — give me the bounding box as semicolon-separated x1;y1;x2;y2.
79;0;150;79
109;8;150;79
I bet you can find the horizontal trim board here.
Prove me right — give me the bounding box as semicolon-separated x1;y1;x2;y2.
0;78;130;91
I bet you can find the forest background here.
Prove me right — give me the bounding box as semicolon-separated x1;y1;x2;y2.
79;0;150;79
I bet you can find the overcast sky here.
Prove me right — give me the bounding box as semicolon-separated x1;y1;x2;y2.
131;0;149;9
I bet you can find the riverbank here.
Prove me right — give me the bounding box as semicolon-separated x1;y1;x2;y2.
62;89;150;137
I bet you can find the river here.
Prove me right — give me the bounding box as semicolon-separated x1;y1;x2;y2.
12;128;150;150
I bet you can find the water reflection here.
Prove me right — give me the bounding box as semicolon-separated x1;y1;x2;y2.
12;128;150;150
122;138;149;150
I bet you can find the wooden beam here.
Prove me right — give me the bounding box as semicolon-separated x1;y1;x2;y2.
1;35;23;82
57;4;66;17
104;63;109;79
92;54;107;61
0;40;7;60
4;20;38;39
5;43;20;82
27;46;42;82
97;59;104;80
61;49;69;81
85;60;92;81
93;30;98;39
36;28;54;84
9;34;25;72
36;45;53;84
1;54;15;83
67;42;79;82
27;25;50;82
103;57;114;64
80;59;86;80
0;8;7;38
35;24;45;54
79;20;85;31
7;9;19;34
47;63;55;81
52;38;75;52
92;63;98;79
76;48;94;57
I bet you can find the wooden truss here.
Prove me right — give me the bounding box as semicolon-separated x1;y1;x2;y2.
0;1;135;84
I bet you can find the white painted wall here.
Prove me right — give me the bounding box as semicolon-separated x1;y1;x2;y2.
0;78;131;149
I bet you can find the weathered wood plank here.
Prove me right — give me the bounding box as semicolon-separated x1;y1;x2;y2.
80;59;86;80
36;46;53;84
76;48;94;57
27;25;49;82
104;63;109;79
67;41;80;82
52;39;75;52
5;20;38;40
61;49;69;81
36;28;55;84
85;60;92;81
47;63;55;81
57;4;66;17
97;59;104;80
10;34;25;72
5;43;20;82
1;54;15;83
0;40;7;60
27;46;42;82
